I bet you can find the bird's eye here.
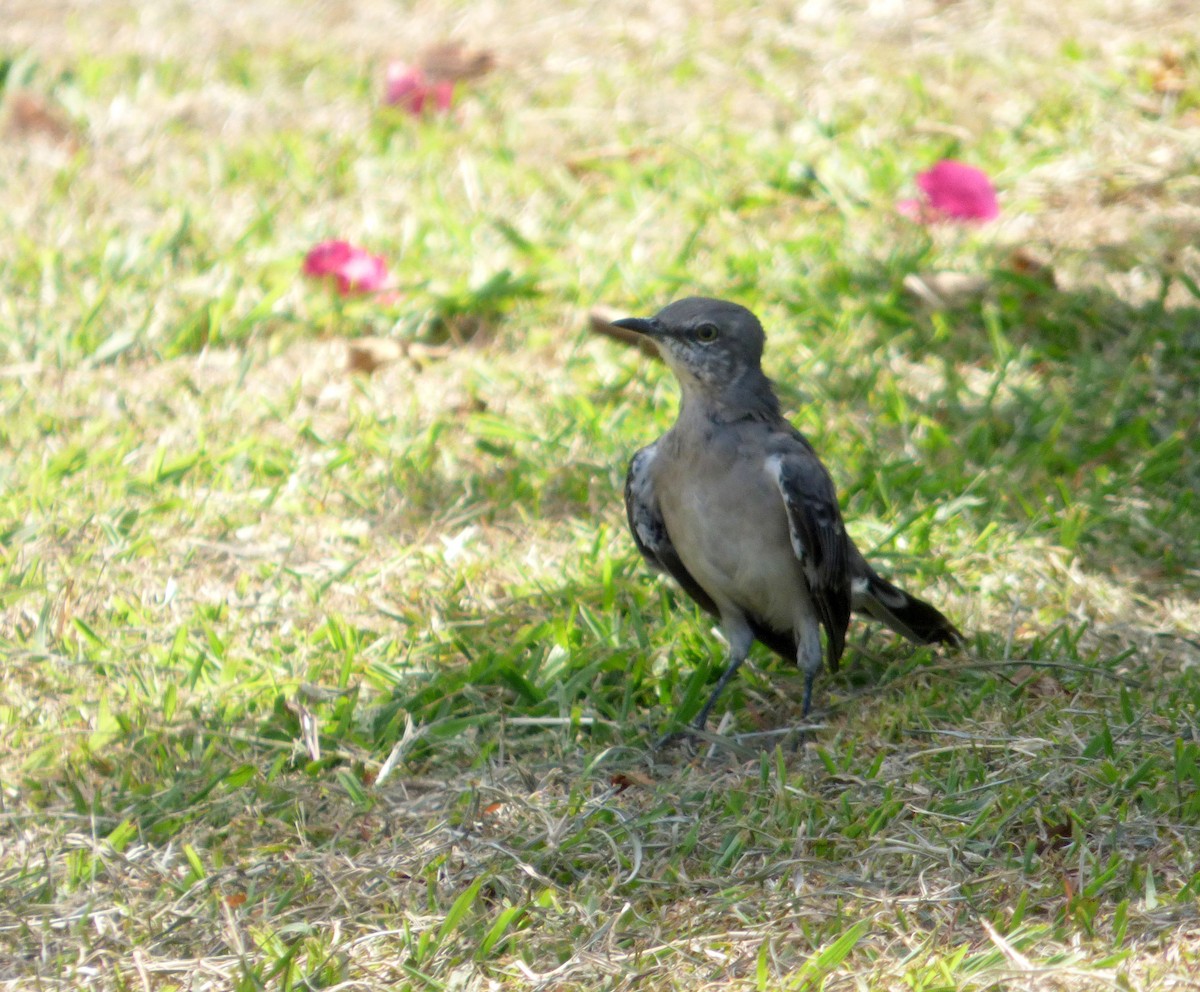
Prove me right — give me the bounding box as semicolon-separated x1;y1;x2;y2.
695;322;719;343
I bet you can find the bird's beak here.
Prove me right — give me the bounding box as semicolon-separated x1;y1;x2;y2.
611;316;662;338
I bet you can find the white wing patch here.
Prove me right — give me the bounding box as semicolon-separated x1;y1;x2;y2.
765;453;807;562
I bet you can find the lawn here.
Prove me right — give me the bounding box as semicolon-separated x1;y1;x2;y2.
2;1;1199;989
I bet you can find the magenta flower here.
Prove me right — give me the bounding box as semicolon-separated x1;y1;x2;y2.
384;62;454;116
898;160;999;223
303;241;390;295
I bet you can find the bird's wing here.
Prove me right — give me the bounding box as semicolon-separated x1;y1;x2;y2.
765;436;852;670
625;442;719;618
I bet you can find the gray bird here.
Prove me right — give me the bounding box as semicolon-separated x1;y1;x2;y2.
614;297;962;733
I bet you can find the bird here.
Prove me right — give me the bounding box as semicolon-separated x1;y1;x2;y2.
613;297;962;735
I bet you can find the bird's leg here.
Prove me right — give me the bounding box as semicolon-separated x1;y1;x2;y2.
655;623;753;751
797;618;823;719
693;649;749;732
694;622;754;731
800;670;815;719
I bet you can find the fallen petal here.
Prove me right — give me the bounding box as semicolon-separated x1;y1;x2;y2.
335;250;389;294
303;240;390;296
431;80;455;112
385;62;427;114
303;240;354;277
916;159;999;222
384;60;455;115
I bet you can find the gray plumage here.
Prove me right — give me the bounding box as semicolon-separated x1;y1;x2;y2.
616;297;962;732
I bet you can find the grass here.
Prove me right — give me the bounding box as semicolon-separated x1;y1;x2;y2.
2;0;1200;988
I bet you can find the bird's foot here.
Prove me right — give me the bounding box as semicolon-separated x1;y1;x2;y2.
790;724;810;752
653;725;700;753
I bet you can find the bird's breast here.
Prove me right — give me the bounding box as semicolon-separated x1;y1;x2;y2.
653;436;809;630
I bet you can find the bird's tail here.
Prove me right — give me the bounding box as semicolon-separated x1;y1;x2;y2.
851;568;963;646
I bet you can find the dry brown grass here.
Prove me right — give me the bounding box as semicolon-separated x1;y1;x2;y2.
3;1;1200;989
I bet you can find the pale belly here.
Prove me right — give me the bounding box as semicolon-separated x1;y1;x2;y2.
658;460;810;632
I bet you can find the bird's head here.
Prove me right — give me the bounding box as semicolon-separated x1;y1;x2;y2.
612;297;775;416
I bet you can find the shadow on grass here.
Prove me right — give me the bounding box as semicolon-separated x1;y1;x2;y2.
782;258;1200;600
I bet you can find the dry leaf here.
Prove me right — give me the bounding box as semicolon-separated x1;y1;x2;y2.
1033;674;1065;697
7;92;77;148
589;306;660;359
346;337;404;374
1007;248;1056;286
1152;45;1188;95
902;271;989;308
1035;814;1073;856
566;145;652;176
419;41;496;83
1010;664;1066;698
1153;67;1187;95
610;770;655;793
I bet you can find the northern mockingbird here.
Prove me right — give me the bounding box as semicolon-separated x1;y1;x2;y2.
614;297;962;733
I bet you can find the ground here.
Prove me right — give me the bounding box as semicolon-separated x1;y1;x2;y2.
1;1;1199;989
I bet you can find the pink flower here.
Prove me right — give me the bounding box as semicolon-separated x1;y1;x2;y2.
898;160;999;223
384;62;454;116
303;241;390;295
